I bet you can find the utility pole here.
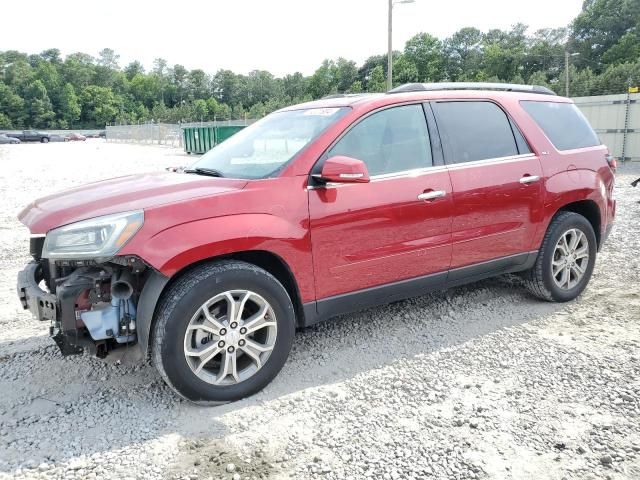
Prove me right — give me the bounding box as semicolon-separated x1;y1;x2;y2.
387;0;393;92
387;0;415;92
565;51;579;97
565;51;570;97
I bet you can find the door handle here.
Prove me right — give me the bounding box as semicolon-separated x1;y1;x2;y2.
519;175;540;184
417;190;446;201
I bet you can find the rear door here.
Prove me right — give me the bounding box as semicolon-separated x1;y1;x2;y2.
308;103;453;301
430;100;544;270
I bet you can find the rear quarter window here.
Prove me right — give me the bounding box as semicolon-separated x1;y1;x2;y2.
520;101;600;151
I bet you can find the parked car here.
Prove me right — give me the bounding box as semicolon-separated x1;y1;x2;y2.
17;82;616;403
0;133;20;144
7;130;51;143
67;132;86;141
48;134;69;143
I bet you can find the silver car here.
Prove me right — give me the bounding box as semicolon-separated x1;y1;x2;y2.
0;134;20;144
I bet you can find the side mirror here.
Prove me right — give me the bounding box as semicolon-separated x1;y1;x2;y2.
316;155;370;184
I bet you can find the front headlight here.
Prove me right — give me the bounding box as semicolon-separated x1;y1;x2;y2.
42;210;144;260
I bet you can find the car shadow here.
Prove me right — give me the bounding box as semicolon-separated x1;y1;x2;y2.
0;274;564;472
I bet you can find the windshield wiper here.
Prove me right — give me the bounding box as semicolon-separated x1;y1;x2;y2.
184;167;225;178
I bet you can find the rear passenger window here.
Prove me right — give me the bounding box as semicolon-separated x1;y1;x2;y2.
521;101;600;151
328;104;432;176
432;101;520;164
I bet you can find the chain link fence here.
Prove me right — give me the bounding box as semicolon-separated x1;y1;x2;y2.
105;123;183;147
105;120;257;148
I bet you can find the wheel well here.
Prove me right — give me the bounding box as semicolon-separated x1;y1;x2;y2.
227;250;305;326
159;250;306;327
558;200;601;247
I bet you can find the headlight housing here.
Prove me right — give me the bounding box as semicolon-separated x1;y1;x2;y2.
42;210;144;260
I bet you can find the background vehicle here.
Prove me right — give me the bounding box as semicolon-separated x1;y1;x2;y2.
6;130;51;143
0;133;20;144
67;132;86;141
48;134;68;142
17;83;615;404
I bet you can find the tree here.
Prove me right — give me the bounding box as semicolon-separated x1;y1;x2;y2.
97;48;120;69
393;54;418;85
283;72;307;100
80;85;119;126
58;83;80;128
187;69;211;101
523;28;566;80
212;69;240;105
62;53;95;88
367;66;386;92
570;0;640;71
404;33;445;81
23;80;55;127
481;24;528;81
602;32;640;66
0;83;24;127
308;59;339;98
444;27;483;81
124;61;145;80
192;99;208;121
335;58;358;92
358;54;388;87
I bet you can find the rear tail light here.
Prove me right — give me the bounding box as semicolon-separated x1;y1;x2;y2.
606;154;617;172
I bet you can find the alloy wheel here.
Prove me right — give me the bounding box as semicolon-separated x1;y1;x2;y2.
183;290;277;385
551;228;590;290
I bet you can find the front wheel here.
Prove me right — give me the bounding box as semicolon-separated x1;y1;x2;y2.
41;137;49;143
152;260;296;404
523;211;597;302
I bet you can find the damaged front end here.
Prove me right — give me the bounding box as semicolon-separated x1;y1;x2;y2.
16;210;160;359
18;245;148;358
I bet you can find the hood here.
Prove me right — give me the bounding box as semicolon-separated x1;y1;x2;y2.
19;171;248;234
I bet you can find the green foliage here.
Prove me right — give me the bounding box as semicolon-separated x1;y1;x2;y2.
0;7;637;129
59;83;80;128
367;66;386;92
23;80;55;128
570;0;640;71
602;32;640;65
80;85;119;127
404;33;445;81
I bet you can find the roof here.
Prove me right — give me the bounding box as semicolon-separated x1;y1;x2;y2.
279;83;568;113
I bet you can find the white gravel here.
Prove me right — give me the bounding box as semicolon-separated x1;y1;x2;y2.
0;141;639;480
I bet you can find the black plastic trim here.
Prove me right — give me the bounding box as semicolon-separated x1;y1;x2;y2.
301;251;538;327
136;269;169;355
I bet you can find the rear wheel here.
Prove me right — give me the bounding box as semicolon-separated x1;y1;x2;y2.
41;137;49;143
152;260;295;404
524;211;597;302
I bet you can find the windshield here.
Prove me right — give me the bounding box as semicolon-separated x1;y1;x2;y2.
190;107;349;179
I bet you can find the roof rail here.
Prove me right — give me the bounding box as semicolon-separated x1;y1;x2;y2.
320;93;377;99
388;82;556;96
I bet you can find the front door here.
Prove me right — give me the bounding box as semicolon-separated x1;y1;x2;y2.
308;103;453;301
430;100;544;270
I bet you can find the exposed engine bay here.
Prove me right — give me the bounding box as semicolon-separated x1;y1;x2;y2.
18;236;150;358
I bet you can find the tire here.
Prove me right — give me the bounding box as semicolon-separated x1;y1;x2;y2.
152;260;296;404
523;211;597;302
41;137;49;143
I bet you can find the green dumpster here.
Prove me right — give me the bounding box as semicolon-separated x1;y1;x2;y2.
182;124;246;154
216;125;245;144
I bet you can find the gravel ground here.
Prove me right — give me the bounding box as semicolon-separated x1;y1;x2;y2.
0;141;639;480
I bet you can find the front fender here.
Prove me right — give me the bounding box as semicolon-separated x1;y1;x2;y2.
130;213;314;355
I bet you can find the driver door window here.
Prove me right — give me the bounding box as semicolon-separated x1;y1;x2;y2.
328;104;433;176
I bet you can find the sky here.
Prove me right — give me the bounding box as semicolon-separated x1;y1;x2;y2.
0;0;585;76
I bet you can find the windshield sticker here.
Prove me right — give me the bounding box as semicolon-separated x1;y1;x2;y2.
302;108;341;116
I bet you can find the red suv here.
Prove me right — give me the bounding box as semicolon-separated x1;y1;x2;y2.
17;83;616;403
